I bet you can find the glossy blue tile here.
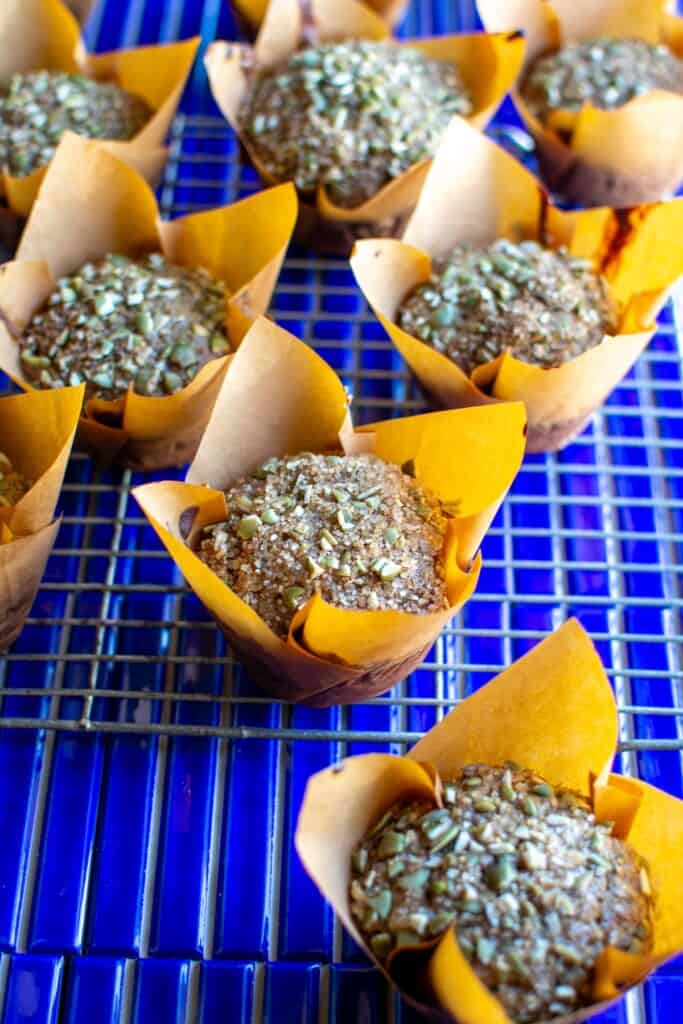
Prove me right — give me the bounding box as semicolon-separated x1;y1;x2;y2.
199;961;255;1024
86;734;159;956
213;691;279;958
329;965;388;1024
62;956;125;1024
28;735;103;953
132;959;190;1024
2;955;64;1024
264;964;320;1024
0;729;43;950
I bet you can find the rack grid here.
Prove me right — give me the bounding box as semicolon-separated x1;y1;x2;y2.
0;1;682;1022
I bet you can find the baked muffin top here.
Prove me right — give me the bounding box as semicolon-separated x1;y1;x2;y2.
198;451;449;637
522;37;683;124
0;70;151;177
20;253;230;402
397;239;618;375
240;41;472;208
350;762;652;1024
0;452;31;509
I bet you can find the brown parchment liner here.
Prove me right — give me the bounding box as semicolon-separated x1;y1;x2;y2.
476;0;683;207
0;0;199;218
352;116;683;453
231;0;410;35
0;384;83;648
0;133;298;470
296;617;683;1022
204;0;525;255
132;316;526;706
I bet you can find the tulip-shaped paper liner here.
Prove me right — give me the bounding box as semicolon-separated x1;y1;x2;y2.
204;0;524;254
477;0;683;206
352;117;683;453
0;384;83;648
0;133;298;470
0;0;200;217
296;618;683;1022
132;316;526;706
231;0;410;34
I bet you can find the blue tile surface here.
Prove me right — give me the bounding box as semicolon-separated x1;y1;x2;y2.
0;0;681;1022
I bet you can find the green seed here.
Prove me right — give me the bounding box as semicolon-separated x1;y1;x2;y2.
397;869;429;891
532;783;554;798
476;937;496;965
366;889;392;919
377;830;405;858
237;514;261;540
283;586;306;611
136;310;154;337
379;560;401;582
262;508;279;525
486;858;516;892
395;930;422;948
370;933;393;958
209;333;230;355
169;344;198;369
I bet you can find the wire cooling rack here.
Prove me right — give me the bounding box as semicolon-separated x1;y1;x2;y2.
1;1;683;1023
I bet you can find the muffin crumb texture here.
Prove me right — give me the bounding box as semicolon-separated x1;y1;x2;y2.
240;41;471;208
0;71;151;177
522;37;683;124
198;452;449;638
20;253;230;402
350;763;652;1024
0;452;30;509
397;239;618;376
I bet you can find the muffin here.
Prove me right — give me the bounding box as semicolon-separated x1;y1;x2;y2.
397;239;619;376
239;41;472;209
134;316;527;705
0;386;83;649
0;71;152;178
476;0;683;206
19;252;230;401
198;452;448;637
522;38;683;127
296;619;683;1024
0;134;297;470
351;762;652;1023
206;5;523;256
352;116;683;454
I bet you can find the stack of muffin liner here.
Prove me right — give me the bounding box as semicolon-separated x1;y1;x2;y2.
205;0;525;253
296;619;683;1024
477;0;683;206
0;0;682;1017
0;0;199;216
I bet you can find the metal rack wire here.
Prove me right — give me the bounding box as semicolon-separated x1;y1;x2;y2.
1;18;683;1022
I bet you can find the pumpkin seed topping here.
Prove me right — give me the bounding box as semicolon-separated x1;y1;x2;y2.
398;238;619;376
198;452;448;638
19;253;229;401
0;70;151;177
0;452;31;508
350;763;653;1023
240;40;472;209
522;37;683;125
